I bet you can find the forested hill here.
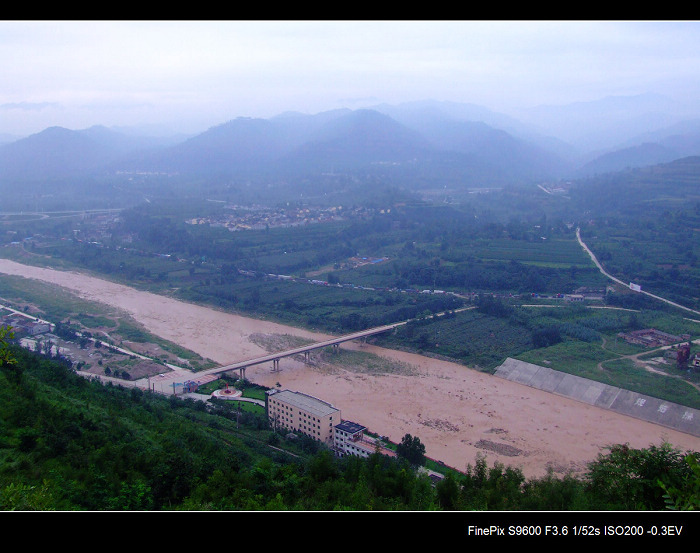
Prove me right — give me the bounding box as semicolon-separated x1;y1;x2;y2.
569;155;700;216
0;106;571;190
1;342;698;512
569;156;700;311
3;98;700;214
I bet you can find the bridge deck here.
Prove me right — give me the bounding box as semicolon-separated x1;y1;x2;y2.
200;322;403;377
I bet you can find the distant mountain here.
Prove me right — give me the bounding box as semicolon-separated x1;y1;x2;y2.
372;99;529;135
0;126;107;181
569;155;700;216
138;117;296;175
574;143;681;176
514;93;694;154
3;96;700;195
277;109;432;171
374;99;575;167
573;119;700;176
0;125;178;182
110;106;569;184
392;114;568;180
109;124;193;143
134;109;356;176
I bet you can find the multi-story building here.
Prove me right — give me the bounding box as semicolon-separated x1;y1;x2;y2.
265;389;339;445
334;420;373;458
334;420;397;459
266;388;398;459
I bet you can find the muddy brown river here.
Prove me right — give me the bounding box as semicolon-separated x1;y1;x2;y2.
1;258;698;479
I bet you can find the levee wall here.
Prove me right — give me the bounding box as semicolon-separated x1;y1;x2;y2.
494;358;700;438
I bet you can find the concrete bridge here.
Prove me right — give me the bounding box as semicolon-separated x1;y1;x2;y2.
199;321;405;380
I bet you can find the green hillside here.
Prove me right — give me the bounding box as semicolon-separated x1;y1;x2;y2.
1;338;698;512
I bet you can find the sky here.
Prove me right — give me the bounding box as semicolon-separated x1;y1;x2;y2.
1;20;700;138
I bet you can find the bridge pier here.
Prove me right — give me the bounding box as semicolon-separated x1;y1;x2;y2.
273;358;280;372
225;367;246;380
333;343;339;353
304;351;310;363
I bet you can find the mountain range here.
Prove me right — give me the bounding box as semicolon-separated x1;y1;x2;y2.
2;95;700;189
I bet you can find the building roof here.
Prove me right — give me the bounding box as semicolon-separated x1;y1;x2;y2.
335;420;366;434
269;389;339;418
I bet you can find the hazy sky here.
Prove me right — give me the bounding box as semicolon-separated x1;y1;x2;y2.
1;20;699;137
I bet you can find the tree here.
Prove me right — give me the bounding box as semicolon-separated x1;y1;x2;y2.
1;325;16;367
396;433;426;466
532;326;562;348
0;325;19;383
435;471;461;510
306;450;339;483
660;454;700;510
0;481;57;511
585;442;697;510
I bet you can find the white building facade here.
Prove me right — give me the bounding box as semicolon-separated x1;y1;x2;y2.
266;389;339;445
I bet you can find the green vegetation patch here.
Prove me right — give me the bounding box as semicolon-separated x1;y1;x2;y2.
315;347;420;376
515;339;614;380
601;358;700;410
2;345;698;511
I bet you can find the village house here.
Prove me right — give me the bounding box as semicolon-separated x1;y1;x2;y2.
0;314;52;337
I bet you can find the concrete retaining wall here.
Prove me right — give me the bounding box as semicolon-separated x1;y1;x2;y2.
494;357;700;438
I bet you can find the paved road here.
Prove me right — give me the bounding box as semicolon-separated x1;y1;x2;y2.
576;227;700;317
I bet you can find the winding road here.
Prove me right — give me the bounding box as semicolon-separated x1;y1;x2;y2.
577;228;700;392
576;227;700;317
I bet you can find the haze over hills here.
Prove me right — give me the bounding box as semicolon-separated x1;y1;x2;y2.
512;93;694;150
1;94;700;192
0;125;187;182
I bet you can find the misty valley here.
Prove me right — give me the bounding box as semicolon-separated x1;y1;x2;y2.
2;97;700;512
